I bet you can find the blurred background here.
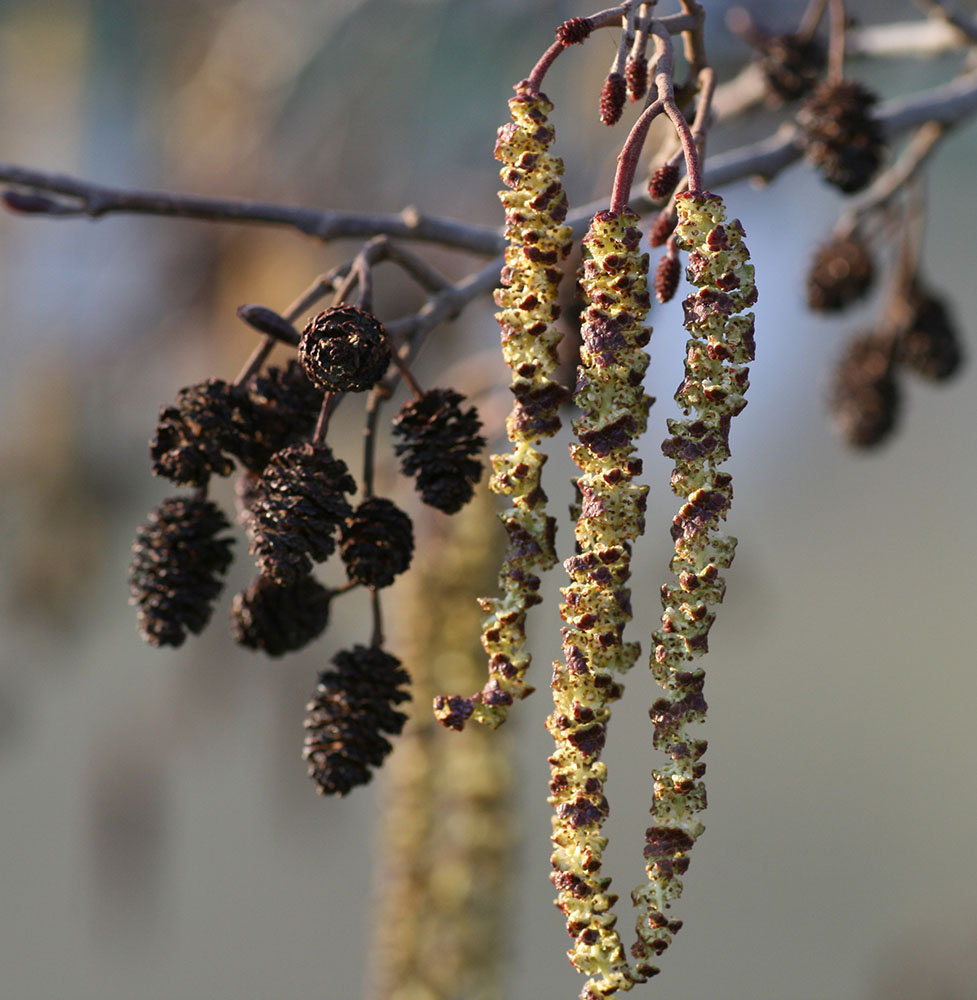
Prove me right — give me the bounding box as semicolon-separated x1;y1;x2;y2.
1;1;976;998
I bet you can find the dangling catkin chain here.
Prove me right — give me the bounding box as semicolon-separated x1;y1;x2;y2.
435;86;572;731
548;209;653;998
630;192;756;974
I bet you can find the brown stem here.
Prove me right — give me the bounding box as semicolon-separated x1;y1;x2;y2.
0;162;505;256
828;0;848;82
370;587;385;649
799;0;830;41
313;392;336;444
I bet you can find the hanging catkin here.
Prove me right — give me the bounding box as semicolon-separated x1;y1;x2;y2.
548;209;653;998
435;86;572;731
631;191;756;974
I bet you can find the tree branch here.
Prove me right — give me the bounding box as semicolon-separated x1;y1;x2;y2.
0;164;505;256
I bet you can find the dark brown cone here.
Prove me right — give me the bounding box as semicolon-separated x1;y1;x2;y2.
649;212;677;248
241;360;324;466
798;80;884;194
231;574;331;657
340;497;414;588
648;163;679;201
299;306;391;392
392;388;485;513
244;442;356;584
897;290;964;381
757;34;826;103
129;496;234;647
303;645;411;796
830;334;900;448
150;379;255;487
655;255;681;304
626;52;648;101
807;235;875;312
600;72;627;126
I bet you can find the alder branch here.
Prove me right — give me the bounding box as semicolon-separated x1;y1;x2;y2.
0;164;505;256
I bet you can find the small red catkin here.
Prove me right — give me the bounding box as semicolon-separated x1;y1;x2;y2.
625;52;648;101
648;211;677;248
648;163;680;201
556;17;592;46
600;72;627;126
655;254;681;304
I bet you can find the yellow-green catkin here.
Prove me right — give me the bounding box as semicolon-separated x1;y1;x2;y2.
371;495;511;1000
630;191;756;973
548;210;653;998
434;87;572;731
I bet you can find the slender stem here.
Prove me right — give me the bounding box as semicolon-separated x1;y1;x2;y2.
828;0;848;82
524;40;566;94
362;386;387;498
611;98;666;213
370;587;384;649
313;392;336;444
799;0;830;41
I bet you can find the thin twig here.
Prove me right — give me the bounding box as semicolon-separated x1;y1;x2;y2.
827;0;848;83
0;163;505;256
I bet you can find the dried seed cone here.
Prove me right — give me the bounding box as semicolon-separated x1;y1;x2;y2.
392;388;485;513
830;333;899;447
230;574;332;656
435;87;572;731
150;379;253;487
129;496;234;647
897;289;964;381
303;645;411;796
635;193;756;975
757;33;826;103
799;80;884;194
244;442;356;584
340;497;414;589
299;305;391;392
807;235;875;312
243;359;324;461
549;210;653;998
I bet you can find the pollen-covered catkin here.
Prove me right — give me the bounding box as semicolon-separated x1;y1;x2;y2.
548;210;653;998
434;86;572;731
631;192;756;974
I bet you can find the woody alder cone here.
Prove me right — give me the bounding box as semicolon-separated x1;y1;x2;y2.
299;305;391;392
340;497;414;588
242;360;324;462
799;80;884;194
392;388;485;513
897;290;964;381
830;334;900;448
757;34;826;103
245;442;356;584
150;379;255;487
807;235;875;312
231;574;332;657
129;496;234;647
303;645;411;796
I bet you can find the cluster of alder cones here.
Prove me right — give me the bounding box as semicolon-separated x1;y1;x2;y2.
128;304;485;794
747;28;964;446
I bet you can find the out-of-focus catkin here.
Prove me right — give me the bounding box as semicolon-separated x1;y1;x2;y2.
434;86;572;731
631;192;756;974
548;210;653;998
